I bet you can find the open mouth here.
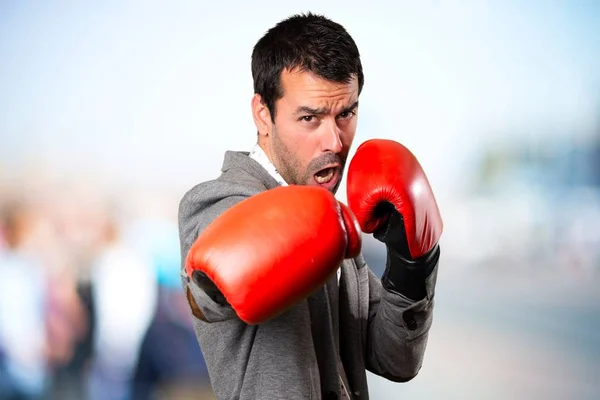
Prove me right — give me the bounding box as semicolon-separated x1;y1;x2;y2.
314;165;340;189
315;166;336;184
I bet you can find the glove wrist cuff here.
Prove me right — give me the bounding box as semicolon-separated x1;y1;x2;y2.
382;244;440;301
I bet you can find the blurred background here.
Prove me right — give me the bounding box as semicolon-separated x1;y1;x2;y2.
1;1;599;399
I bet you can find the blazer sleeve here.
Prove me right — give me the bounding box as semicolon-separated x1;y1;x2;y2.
177;184;323;399
178;183;251;323
362;254;439;382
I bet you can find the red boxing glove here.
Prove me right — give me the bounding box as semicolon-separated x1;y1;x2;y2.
185;186;361;325
347;139;443;260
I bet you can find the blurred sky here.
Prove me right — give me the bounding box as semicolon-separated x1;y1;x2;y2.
1;0;599;199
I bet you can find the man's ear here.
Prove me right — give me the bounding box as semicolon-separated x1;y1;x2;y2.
251;93;272;139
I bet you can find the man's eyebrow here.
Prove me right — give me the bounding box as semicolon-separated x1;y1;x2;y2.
294;101;359;116
294;105;329;116
340;101;359;114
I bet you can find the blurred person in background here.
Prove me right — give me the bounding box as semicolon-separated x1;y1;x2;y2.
38;192;100;400
131;222;211;400
0;195;91;400
179;13;443;399
44;265;90;399
87;207;157;400
0;200;50;400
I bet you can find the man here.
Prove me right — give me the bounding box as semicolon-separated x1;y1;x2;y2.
178;12;443;399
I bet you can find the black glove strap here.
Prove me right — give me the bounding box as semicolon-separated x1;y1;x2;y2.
373;204;439;301
381;244;440;301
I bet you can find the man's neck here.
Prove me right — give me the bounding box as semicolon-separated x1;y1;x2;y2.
249;143;288;187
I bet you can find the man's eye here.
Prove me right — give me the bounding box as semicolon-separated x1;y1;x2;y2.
338;110;355;119
301;115;314;122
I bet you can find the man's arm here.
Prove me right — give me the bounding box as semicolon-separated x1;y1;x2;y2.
182;185;360;325
346;138;444;381
177;183;335;399
179;190;247;323
363;246;439;381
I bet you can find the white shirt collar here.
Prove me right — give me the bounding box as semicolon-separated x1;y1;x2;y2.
249;143;289;187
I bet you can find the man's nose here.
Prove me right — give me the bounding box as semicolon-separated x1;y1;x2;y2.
321;121;343;154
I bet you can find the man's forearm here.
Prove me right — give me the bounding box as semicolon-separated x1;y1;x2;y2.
364;265;437;382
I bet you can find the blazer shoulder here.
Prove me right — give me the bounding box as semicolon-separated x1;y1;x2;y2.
179;176;263;216
178;175;268;254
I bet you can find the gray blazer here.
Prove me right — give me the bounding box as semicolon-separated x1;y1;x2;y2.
178;150;438;400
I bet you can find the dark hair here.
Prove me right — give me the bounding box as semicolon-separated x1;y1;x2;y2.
251;12;364;122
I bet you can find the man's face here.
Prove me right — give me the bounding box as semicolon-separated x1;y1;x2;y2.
255;69;359;194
